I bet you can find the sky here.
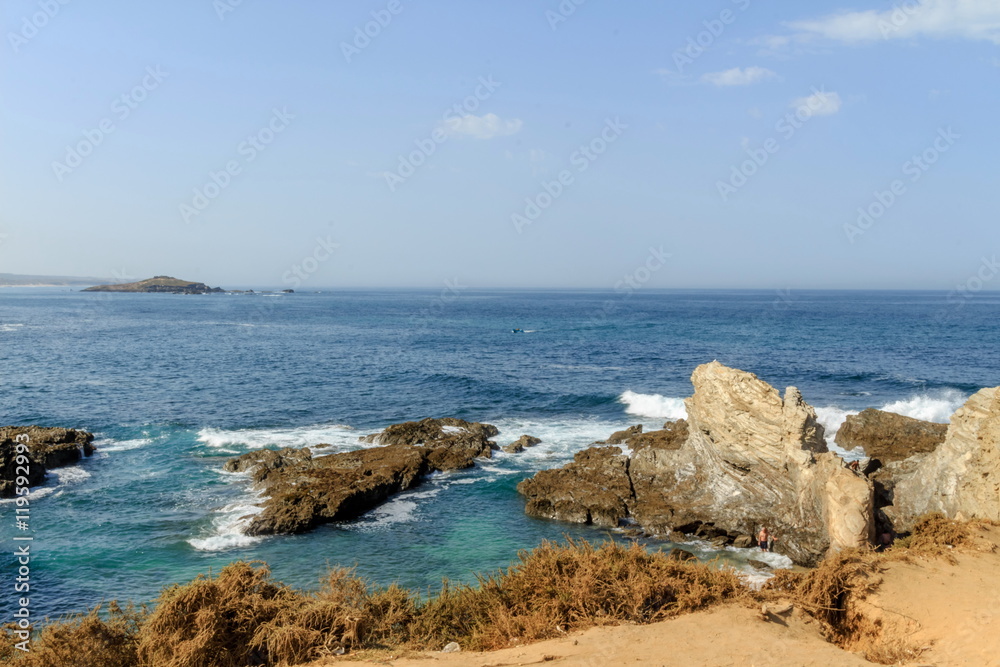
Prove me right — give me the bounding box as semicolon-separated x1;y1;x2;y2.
1;0;998;290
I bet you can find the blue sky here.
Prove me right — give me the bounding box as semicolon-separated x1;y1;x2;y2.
1;0;998;289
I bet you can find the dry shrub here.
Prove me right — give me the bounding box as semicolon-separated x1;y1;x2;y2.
892;513;995;560
407;539;747;651
1;602;144;667
135;561;417;667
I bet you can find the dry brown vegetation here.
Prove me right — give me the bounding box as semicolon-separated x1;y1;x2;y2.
1;515;993;667
762;513;995;664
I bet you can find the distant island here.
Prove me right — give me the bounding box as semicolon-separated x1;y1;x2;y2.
0;273;107;287
83;276;225;294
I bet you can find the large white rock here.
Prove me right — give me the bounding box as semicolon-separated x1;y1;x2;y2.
892;387;1000;529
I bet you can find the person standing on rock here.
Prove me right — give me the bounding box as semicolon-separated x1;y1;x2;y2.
768;530;777;553
758;526;770;552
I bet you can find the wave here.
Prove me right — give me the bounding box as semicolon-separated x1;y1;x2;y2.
96;437;154;453
0;323;24;332
880;389;966;423
196;423;358;452
188;484;266;552
618;391;687;420
0;465;92;505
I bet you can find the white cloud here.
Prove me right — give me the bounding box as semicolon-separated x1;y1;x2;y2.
702;66;778;86
791;90;843;117
442;113;522;139
786;0;1000;44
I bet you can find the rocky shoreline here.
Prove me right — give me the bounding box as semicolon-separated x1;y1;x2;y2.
207;361;1000;569
0;426;95;497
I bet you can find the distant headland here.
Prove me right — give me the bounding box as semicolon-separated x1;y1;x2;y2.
0;272;106;287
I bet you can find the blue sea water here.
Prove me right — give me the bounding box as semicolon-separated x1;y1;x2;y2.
1;287;998;619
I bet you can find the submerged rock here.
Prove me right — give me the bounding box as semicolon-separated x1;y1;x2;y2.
518;362;876;566
503;434;541;454
0;426;95;497
229;418;498;536
835;409;947;462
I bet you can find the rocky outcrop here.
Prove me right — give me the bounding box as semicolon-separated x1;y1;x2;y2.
0;427;95;497
600;421;688;452
518;362;876;565
230;419;497;535
518;447;633;527
835;409;947;462
889;388;1000;530
504;435;541;454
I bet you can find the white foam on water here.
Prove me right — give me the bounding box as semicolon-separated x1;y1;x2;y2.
0;323;25;332
618;391;687;420
348;487;444;531
188;493;266;551
196;423;358;452
0;464;92;505
97;437;154;453
881;389;966;423
52;466;91;484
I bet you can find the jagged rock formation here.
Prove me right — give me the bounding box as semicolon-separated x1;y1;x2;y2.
228;419;498;535
83;276;224;293
888;387;1000;530
0;427;95;497
518;362;875;565
835;409;947;462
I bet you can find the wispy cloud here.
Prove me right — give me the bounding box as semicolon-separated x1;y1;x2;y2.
702;66;778;86
784;0;1000;45
442;113;523;139
792;90;842;117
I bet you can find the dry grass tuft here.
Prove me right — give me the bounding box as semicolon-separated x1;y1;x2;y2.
409;539;748;651
0;602;144;667
891;513;996;561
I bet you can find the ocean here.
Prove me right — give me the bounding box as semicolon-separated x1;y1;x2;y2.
1;287;997;619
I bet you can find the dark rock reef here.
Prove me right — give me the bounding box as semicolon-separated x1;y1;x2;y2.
227;418;498;536
835;409;947;462
0;426;95;497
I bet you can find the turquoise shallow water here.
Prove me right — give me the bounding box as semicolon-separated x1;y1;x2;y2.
1;287;998;618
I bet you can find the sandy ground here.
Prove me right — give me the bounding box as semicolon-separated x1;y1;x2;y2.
304;527;1000;667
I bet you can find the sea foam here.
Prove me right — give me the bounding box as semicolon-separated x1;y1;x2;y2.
196;423;358;452
617;391;687;420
